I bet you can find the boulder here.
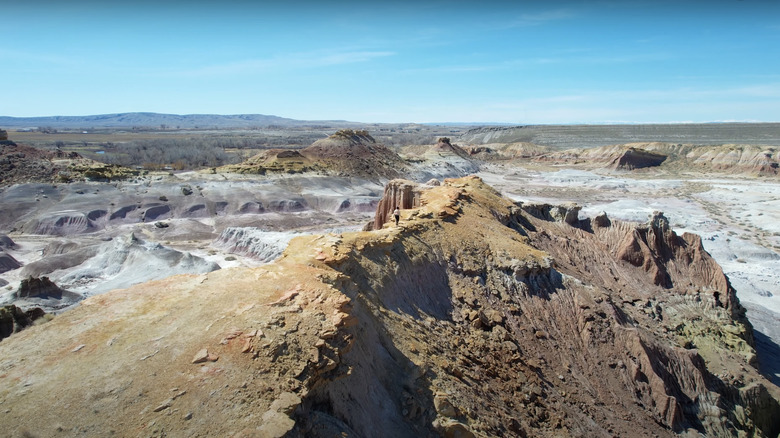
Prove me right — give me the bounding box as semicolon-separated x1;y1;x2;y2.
520;202;581;225
0;249;21;273
15;276;70;299
0;305;46;341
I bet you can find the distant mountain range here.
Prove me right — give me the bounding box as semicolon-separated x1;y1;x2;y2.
0;112;354;129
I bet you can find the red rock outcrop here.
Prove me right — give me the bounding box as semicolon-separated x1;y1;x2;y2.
368;179;427;230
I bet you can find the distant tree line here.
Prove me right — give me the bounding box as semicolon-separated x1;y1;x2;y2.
77;136;327;170
93;138;240;169
374;132;440;147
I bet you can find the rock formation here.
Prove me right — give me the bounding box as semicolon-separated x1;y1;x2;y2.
529;142;779;176
0;143;61;184
416;137;480;177
0;143;138;185
430;137;471;159
0;234;16;249
14;276;72;299
534;145;667;170
684;144;779;176
215;149;316;175
214;227;296;262
0;250;21;274
520;201;581;226
300;130;407;180
367;179;427;230
0;234;21;273
0;176;777;437
466;142;550;160
610;147;667;169
0;129;8;141
0;305;45;341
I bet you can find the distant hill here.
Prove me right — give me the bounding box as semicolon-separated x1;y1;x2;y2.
457;123;780;149
0;112;353;129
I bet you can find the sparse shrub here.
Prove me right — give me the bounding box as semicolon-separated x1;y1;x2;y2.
33;313;55;326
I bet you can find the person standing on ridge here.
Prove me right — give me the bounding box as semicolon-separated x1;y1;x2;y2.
393;206;400;226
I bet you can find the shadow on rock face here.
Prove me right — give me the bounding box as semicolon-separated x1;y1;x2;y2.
754;329;780;386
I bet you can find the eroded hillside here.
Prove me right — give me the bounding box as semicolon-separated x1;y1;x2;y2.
0;177;777;437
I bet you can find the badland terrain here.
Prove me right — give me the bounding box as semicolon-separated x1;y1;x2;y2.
0;116;778;437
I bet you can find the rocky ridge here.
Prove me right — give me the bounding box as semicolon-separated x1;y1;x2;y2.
510;142;779;176
300;130;407;180
589;143;780;176
0;142;139;185
215;149;316;175
0;176;777;437
464;142;551;160
671;144;778;176
532;145;667;170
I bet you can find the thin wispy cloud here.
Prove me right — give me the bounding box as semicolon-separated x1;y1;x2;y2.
317;51;394;65
400;49;670;77
176;50;394;77
0;48;75;66
508;9;575;27
400;65;493;75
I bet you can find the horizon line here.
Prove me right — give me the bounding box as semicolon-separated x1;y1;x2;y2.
1;112;778;127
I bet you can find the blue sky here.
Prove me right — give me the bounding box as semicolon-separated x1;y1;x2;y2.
2;0;779;123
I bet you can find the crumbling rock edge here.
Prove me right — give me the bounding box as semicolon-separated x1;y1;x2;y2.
0;176;777;437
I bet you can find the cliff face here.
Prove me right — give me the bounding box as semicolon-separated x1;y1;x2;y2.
685;144;779;176
534;144;667;170
0;176;777;437
368;179;428;230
